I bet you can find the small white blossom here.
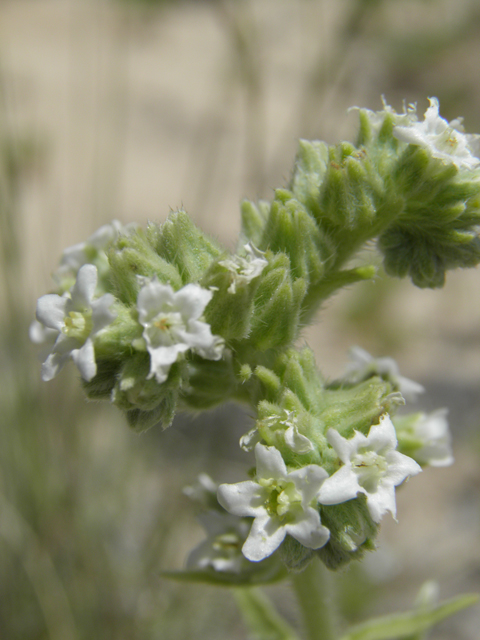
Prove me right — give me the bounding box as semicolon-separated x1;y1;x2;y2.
218;243;268;294
239;427;261;452
36;264;116;381
239;409;314;454
406;409;453;467
345;346;424;402
137;280;224;384
217;444;329;562
53;220;134;290
280;410;315;454
29;318;59;346
318;415;421;523
186;511;252;574
393;97;480;171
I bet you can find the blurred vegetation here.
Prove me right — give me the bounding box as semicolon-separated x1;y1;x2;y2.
1;0;479;638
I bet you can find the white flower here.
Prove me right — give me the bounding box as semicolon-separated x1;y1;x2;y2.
53;220;134;290
218;243;268;294
407;409;453;467
318;415;421;523
217;444;330;562
239;409;314;454
280;410;315;454
36;264;116;381
137;280;224;384
345;346;424;402
186;511;252;574
393;97;480;171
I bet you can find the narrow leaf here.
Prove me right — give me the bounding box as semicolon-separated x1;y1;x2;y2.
339;593;478;640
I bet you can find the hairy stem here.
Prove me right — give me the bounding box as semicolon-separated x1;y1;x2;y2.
292;559;338;640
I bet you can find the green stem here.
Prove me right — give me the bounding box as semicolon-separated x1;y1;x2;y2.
234;587;300;640
291;559;338;640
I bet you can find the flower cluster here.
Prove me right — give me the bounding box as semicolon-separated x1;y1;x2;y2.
392;97;480;171
32;220;225;413
31;96;469;581
218;414;422;563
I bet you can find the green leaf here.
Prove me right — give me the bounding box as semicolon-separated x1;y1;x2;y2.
161;556;288;588
339;593;478;640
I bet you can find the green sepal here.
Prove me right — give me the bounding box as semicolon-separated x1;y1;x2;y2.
125;397;178;433
261;194;333;283
240;199;271;247
318;378;398;441
249;254;306;350
112;352;183;431
290;139;329;221
273;348;325;414
180;353;238;411
150;210;222;284
92;302;142;359
317;143;384;233
378;224;480;288
316;497;378;571
278;535;315;572
107;229;182;305
339;592;479;640
81;358;122;400
377;145;480;288
201;259;259;340
161;555;288;587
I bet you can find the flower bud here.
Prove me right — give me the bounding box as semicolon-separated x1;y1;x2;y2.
107;229;182;305
150;210;222;284
316;497;377;570
262;193;332;285
290;139;329;220
248;254;306;350
111;352;183;431
240;199;270;247
202;246;268;340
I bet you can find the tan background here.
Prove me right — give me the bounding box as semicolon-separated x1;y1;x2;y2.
1;1;480;638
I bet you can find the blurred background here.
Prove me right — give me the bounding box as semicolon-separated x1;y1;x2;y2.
1;0;480;638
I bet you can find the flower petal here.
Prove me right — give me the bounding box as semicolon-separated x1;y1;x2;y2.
242;515;286;562
255;444;287;480
71;339;97;381
174;284;213;321
36;294;67;331
286;507;330;550
317;465;360;505
217;481;267;518
71;264;97;309
91;294;117;334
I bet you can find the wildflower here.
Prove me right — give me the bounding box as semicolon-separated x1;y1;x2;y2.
344;346;424;402
137;280;224;384
36;264;116;381
53;220;133;290
396;409;454;468
186;511;252;574
280;410;315;454
239;409;314;454
318;415;421;523
217;443;329;562
393;97;480;171
218;243;268;294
